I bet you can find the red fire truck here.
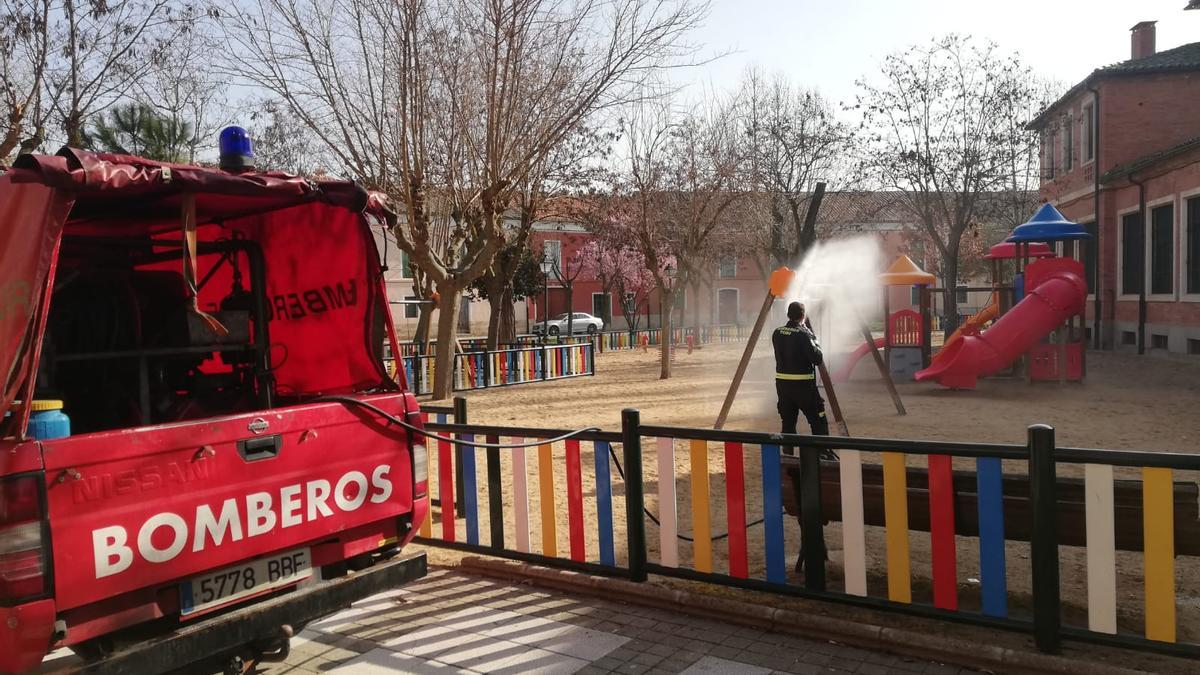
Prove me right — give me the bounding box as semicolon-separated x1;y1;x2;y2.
0;140;429;673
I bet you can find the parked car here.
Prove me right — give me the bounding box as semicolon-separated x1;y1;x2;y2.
533;312;605;335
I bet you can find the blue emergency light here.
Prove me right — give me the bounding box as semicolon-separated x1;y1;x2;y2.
219;126;255;172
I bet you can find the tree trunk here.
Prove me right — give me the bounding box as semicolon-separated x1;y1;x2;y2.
566;285;574;337
659;286;673;379
64;110;84;148
497;285;517;344
485;296;504;350
432;284;462;399
483;272;507;350
941;249;961;339
414;305;432;347
0;110;23;160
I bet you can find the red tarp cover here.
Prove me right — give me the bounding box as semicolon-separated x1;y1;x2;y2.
0;179;73;415
2;147;396;412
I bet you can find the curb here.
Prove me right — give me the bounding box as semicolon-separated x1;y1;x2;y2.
458;556;1147;675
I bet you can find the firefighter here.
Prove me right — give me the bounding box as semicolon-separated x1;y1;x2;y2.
772;301;829;436
773;300;832;577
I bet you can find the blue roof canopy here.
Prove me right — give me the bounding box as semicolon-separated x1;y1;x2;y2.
1007;203;1093;243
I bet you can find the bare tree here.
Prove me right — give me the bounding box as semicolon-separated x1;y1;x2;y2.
605;90;749;378
738;68;855;274
855;35;1041;334
0;0;50;160
43;0;186;147
476;123;613;349
248;100;329;175
221;0;709;398
134;9;228;163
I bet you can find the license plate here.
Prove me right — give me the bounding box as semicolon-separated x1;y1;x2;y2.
180;548;311;617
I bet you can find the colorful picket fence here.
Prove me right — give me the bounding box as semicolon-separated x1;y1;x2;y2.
394;342;595;395
413;408;624;570
412;398;1200;659
590;324;747;353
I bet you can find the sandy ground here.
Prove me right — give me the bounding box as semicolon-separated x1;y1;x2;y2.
418;340;1200;653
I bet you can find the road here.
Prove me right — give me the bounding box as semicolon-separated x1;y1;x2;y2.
263;568;976;675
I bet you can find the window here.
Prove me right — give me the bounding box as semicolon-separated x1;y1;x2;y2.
1121;331;1137;346
1061;115;1073;171
1080;222;1096;293
910;286;921;305
1150;203;1174;295
403;296;419;319
718;257;737;278
591;294;611;323
1042;129;1057;179
1121;212;1144;295
1189;338;1200;355
955;285;967;304
1188;197;1200;294
401;250;412;279
543;239;562;274
1082;103;1095;162
1151;334;1169;350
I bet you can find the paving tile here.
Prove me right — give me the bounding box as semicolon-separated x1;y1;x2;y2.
255;571;983;675
323;648;467;674
855;663;895;675
611;663;654;675
306;589;415;632
706;645;744;661
478;615;627;661
646;643;678;658
678;655;772;674
629;651;665;667
380;622;483;658
594;655;630;670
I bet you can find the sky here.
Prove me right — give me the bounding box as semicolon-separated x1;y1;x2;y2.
673;0;1200;104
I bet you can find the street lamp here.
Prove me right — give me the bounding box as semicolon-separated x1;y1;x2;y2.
661;263;676;330
540;255;553;344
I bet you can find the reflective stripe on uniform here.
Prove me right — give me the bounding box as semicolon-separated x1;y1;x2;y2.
775;373;815;381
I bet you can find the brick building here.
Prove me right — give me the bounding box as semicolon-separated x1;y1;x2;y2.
1030;20;1200;356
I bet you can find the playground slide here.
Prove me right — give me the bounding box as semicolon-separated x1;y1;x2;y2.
915;266;1087;389
926;298;1000;369
832;338;885;382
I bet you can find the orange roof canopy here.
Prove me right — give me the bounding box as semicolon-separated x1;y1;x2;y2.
880;255;936;286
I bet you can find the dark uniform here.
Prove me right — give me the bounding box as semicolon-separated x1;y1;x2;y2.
772;320;829;436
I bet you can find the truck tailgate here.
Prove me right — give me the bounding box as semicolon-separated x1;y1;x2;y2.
38;394;416;612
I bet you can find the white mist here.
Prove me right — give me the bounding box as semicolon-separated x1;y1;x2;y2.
783;235;884;364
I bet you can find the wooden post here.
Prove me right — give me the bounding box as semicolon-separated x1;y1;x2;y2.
861;322;906;415
808;317;849;436
1058;317;1068;386
919;285;932;368
714;291;775;429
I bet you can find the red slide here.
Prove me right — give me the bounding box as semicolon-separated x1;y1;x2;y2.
915;258;1087;389
833;337;886;382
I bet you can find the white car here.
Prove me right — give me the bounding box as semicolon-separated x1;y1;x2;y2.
533;312;605;336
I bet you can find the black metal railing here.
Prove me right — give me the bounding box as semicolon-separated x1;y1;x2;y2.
408;397;1200;658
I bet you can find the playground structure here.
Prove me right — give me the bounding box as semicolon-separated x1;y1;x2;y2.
881;256;935;382
830;254;937;384
835;205;1092;390
916;204;1091;388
